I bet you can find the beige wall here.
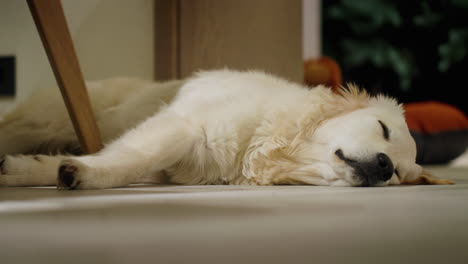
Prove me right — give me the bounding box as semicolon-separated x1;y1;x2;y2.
0;0;154;112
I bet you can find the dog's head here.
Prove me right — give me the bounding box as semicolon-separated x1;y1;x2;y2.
309;96;424;187
244;85;454;187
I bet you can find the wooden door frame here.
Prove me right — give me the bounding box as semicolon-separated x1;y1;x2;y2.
154;0;180;81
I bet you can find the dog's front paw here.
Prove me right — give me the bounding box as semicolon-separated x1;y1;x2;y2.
57;159;87;190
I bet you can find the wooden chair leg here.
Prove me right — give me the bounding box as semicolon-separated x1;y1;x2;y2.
27;0;103;154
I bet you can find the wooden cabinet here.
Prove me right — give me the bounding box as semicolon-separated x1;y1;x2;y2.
155;0;302;83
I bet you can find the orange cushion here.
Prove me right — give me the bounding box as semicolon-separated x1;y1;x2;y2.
405;101;468;134
405;102;468;164
304;56;342;91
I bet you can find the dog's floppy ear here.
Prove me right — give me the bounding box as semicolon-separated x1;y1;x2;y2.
242;137;296;185
401;165;455;185
242;136;324;185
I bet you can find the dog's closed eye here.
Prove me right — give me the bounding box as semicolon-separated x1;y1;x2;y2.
378;120;390;140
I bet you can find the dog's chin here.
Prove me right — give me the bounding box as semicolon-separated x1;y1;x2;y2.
353;175;390;187
328;179;354;187
325;166;356;186
330;170;391;187
330;163;392;187
324;164;391;187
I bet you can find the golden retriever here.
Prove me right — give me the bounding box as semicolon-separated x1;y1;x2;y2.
0;70;453;189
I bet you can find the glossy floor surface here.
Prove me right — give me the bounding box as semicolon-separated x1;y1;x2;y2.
1;166;467;264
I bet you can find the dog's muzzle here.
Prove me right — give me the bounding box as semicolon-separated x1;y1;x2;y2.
335;149;394;187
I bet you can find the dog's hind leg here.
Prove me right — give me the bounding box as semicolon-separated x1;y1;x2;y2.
0;154;68;186
0;123;47;155
0;111;77;156
56;109;200;190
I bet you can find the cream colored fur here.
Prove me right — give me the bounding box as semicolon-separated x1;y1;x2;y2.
0;70;452;189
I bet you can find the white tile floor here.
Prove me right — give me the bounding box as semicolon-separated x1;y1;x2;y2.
1;166;468;264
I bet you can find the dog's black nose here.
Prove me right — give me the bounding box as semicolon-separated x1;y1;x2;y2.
357;153;394;186
375;153;394;181
336;149;394;186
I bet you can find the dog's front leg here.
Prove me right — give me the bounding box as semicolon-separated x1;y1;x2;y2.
57;110;198;190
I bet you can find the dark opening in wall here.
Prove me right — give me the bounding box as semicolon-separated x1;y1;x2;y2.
0;56;16;97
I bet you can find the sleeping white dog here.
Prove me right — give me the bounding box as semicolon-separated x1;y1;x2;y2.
0;70;453;189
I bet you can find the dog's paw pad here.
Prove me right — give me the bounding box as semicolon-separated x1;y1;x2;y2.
58;161;82;190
